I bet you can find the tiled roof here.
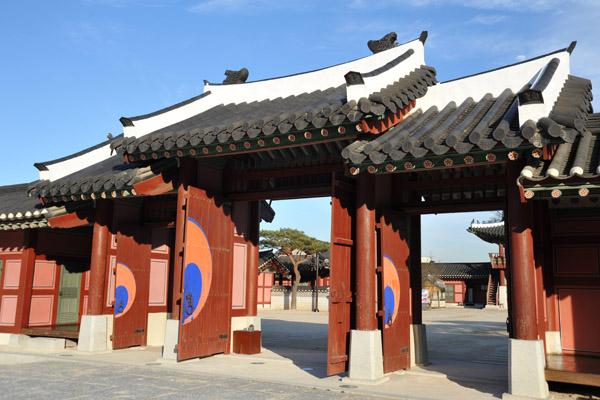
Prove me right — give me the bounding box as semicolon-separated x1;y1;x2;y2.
112;66;435;159
467;221;505;245
342;73;592;169
28;156;177;204
422;262;491;280
519;113;600;194
0;183;63;230
110;35;436;161
276;250;331;273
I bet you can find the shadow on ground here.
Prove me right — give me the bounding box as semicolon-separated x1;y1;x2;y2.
260;318;329;379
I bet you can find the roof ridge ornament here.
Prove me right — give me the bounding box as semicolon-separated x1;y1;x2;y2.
367;32;398;54
223;68;249;84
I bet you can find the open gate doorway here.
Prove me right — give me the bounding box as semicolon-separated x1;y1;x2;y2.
419;211;510;377
257;196;339;375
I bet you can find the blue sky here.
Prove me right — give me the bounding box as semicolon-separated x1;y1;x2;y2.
1;1;598;261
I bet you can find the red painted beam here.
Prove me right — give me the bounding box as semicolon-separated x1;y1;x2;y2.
399;199;504;215
48;208;94;229
247;201;260;317
226;163;345;182
226;185;332;201
14;230;36;331
87;199;113;315
133;169;177;196
355;174;378;331
506;160;538;341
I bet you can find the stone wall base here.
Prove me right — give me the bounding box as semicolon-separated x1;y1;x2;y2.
147;312;168;347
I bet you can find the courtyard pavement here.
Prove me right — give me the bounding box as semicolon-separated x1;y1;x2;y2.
0;307;514;399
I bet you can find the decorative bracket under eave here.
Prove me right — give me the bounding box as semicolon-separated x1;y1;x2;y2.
360;100;416;134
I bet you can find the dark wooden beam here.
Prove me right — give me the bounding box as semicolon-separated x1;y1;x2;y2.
398;198;503;214
226;163;344;182
226;185;332;201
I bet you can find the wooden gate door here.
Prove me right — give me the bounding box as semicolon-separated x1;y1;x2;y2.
56;265;81;325
327;174;355;375
177;186;233;361
112;226;151;349
379;210;411;373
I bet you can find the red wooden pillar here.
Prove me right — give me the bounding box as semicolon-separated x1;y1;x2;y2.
355;173;377;331
409;214;422;325
14;229;37;330
171;157;197;320
506;160;538;341
246;201;260;316
87;199;112;315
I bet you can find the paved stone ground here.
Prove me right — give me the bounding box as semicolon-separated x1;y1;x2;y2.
1;308;594;399
423;307;509;365
0;359;385;400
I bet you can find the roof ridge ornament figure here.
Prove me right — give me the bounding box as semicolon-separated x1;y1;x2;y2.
223;68;249;84
368;32;398;54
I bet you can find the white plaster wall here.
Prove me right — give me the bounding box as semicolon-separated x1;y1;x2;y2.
498;286;508;309
126;38;425;139
271;289;329;311
416;50;571;127
39;142;113;182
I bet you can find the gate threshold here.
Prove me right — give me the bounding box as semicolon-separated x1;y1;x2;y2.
22;325;79;340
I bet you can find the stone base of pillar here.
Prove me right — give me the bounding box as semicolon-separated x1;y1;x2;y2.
230;316;262;353
78;315;111;353
545;331;562;355
502;339;550;400
161;319;180;361
8;333;30;348
410;324;430;366
343;330;388;385
0;333;11;345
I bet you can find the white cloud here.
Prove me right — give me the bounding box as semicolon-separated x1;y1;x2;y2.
407;0;597;12
515;54;526;61
468;14;507;25
61;21;125;55
187;0;305;13
351;0;599;13
82;0;173;7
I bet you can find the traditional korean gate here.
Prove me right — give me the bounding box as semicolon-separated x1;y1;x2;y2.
327;174;355;375
112;226;151;349
379;210;411;372
177;186;233;361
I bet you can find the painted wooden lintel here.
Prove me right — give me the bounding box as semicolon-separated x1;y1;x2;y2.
48;208;93;229
133;170;176;196
361;100;416;135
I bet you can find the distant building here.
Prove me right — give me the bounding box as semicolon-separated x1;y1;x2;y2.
422;262;493;306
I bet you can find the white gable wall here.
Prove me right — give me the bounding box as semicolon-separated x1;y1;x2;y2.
416;51;571;127
38;142;112;182
124;38;426;139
